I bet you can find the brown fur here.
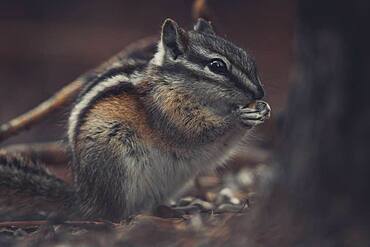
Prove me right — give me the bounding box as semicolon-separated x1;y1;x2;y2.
78;87;164;150
154;85;226;138
78;82;227;153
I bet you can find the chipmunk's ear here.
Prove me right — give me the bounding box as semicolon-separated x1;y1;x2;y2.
194;18;215;35
160;18;187;59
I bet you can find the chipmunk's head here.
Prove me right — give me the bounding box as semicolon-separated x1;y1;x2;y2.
149;18;265;115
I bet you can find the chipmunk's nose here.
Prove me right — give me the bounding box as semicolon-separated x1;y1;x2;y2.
253;85;265;100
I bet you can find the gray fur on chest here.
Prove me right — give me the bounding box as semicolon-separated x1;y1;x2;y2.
75;119;247;219
121;126;247;216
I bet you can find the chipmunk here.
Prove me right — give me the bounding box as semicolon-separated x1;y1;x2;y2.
0;18;270;221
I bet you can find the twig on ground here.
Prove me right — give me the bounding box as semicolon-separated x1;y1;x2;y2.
0;220;47;228
0;220;119;229
2;141;68;166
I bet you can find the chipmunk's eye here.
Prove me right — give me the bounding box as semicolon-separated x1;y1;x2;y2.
207;58;228;75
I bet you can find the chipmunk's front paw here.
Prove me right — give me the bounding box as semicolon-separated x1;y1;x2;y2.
237;101;271;128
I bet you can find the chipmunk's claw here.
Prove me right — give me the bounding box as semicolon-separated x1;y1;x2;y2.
237;101;271;128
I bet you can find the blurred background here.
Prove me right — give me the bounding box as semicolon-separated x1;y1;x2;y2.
0;0;295;146
1;1;370;246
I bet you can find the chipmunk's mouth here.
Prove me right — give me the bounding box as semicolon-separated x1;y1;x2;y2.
241;100;271;120
256;100;271;119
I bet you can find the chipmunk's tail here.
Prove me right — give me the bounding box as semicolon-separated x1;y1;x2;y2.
0;152;76;219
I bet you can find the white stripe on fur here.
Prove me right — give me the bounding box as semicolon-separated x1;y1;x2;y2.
68;74;129;149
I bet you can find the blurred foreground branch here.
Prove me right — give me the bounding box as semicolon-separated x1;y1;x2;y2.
192;0;211;21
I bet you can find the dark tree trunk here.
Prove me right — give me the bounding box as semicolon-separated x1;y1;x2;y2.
234;0;370;246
